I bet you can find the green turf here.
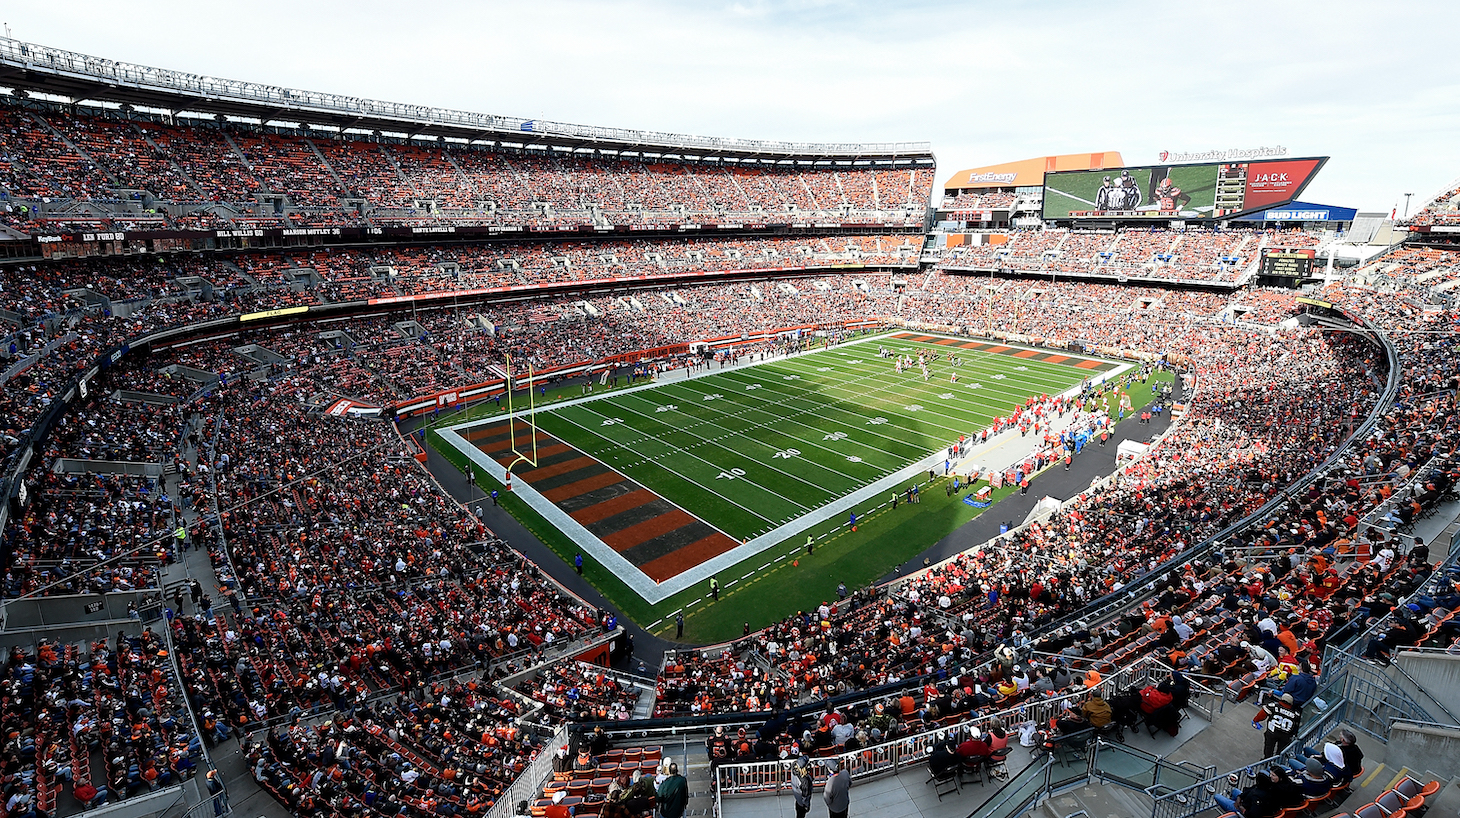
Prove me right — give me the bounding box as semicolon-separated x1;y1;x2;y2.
424;334;1174;643
524;337;1101;541
431;431;1022;643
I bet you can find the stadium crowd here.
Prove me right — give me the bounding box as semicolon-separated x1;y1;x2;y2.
936;227;1321;285
0;101;933;234
1;187;1457;818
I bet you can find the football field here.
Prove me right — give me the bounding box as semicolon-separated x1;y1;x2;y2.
440;331;1125;610
531;336;1105;540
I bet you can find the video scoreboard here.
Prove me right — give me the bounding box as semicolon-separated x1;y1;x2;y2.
1042;157;1327;221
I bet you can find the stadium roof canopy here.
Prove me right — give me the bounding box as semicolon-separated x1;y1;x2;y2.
944;152;1124;191
0;37;934;166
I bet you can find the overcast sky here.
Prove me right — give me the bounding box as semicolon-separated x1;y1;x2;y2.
5;1;1456;215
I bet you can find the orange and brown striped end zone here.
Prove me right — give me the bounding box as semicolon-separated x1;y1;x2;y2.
890;332;1120;372
468;419;738;584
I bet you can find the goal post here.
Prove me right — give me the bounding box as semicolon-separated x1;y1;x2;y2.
503;353;540;489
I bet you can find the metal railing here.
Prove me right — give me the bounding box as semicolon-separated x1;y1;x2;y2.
967;756;1057;818
1088;740;1213;798
1318;542;1460;699
1342;664;1438;743
1387;657;1460;727
484;724;571;818
712;656;1168;798
1148;695;1351;818
0;37;931;159
962;738;1209;818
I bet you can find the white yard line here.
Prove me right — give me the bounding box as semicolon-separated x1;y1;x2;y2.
775;354;1075;417
608;388;876;486
662;379;917;467
583;392;835;501
549;406;792;522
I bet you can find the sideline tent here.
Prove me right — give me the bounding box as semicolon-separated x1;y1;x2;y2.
1116;440;1150;461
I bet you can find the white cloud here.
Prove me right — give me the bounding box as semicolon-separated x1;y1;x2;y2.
4;0;1458;212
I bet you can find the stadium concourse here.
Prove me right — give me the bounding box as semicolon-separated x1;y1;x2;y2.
0;35;1459;818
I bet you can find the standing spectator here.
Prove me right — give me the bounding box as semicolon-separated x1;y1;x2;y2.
575;553;584;575
1254;693;1302;759
656;762;688;818
205;770;228;817
824;759;851;818
792;758;814;818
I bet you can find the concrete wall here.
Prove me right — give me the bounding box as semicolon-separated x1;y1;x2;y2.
1385;721;1460;779
1395;651;1460;720
1;590;156;632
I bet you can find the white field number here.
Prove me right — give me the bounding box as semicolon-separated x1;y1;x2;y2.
716;468;747;480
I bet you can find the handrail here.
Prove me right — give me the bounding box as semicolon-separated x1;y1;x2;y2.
1148;695;1351;818
1389;652;1460;727
0;37;931;160
712;655;1170;797
1388;717;1460;732
966;756;1055;818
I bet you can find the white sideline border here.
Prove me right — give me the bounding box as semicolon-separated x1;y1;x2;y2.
438;331;1132;604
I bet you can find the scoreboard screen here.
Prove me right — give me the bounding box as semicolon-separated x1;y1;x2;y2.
1042;157;1326;220
1257;248;1316;287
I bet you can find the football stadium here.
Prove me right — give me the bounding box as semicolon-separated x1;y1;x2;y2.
1;13;1460;818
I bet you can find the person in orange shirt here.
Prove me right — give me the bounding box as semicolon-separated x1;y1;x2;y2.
1308;552;1330;575
1276;624;1299;657
1146;612;1171;634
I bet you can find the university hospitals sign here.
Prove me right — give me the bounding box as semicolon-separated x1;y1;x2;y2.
1158;146;1290;163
